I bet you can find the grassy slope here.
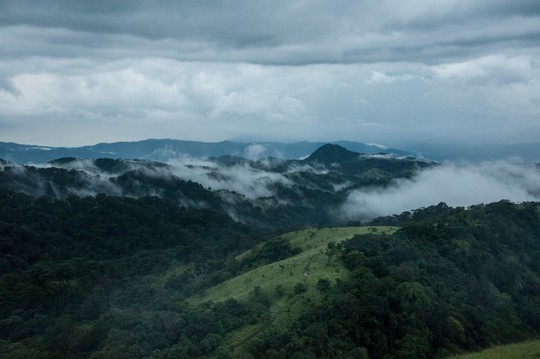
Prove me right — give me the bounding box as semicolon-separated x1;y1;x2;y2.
453;340;540;358
189;226;398;355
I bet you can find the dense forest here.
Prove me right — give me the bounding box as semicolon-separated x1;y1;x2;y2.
1;186;539;358
280;201;540;358
0;145;434;230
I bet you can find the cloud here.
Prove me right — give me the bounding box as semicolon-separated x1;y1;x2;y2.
3;156;294;201
2;55;539;147
1;1;539;65
5;154;540;227
432;55;533;85
0;1;540;148
0;161;124;197
341;161;540;221
367;71;415;84
167;157;292;199
244;144;268;160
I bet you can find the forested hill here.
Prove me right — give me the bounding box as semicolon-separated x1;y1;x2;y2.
0;189;258;273
315;200;540;358
0;145;434;228
1;190;539;358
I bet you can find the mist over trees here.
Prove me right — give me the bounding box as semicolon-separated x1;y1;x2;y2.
0;146;438;229
1;186;539;358
1;144;540;357
2;0;540;355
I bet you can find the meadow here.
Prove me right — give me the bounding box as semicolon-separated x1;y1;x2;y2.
454;340;540;358
189;226;398;355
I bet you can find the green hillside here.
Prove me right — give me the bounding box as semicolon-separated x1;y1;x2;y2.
190;226;398;355
193;226;397;304
454;340;540;358
1;190;540;358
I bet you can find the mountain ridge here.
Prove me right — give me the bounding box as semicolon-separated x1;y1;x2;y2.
0;144;435;228
0;139;415;164
304;143;361;164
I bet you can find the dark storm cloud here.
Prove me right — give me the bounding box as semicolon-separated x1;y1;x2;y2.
0;1;286;47
0;0;539;147
1;0;538;65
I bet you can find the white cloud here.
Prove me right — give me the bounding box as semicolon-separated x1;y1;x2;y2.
367;71;415;84
341;161;540;221
244;144;268;159
432;55;533;85
1;54;539;147
167;157;292;199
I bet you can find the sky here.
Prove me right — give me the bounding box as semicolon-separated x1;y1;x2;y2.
0;0;539;147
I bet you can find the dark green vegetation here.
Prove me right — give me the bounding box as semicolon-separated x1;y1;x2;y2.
1;184;539;358
0;188;263;358
283;201;540;358
0;145;538;357
0;144;434;228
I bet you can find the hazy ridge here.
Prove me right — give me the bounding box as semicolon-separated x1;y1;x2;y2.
0;139;414;164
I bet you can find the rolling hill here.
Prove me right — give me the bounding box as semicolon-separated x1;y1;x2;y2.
1;194;539;358
0;144;434;228
1;141;539;358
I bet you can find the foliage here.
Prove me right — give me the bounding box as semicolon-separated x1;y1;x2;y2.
0;147;435;230
276;200;540;358
1;187;539;358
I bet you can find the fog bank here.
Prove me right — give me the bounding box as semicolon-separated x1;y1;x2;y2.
341;161;540;221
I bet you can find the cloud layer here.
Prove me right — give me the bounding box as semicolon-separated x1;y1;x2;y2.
6;155;539;226
0;1;539;147
341;161;540;221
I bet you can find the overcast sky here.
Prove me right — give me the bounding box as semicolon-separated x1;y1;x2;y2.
0;0;539;147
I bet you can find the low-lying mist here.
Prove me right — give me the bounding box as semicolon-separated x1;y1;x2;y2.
341;161;540;221
168;156;292;199
3;155;540;227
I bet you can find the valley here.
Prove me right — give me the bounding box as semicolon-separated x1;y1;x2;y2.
3;1;540;357
1;143;539;358
0;144;434;227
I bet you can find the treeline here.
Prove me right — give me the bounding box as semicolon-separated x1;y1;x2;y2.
0;188;267;357
251;200;540;358
0;188;315;358
0;151;436;231
0;162;345;230
0;189;256;271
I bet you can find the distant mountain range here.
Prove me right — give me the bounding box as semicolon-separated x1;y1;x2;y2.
0;139;415;164
3;139;540;164
408;142;540;162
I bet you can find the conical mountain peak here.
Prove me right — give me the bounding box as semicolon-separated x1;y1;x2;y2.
304;144;360;164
